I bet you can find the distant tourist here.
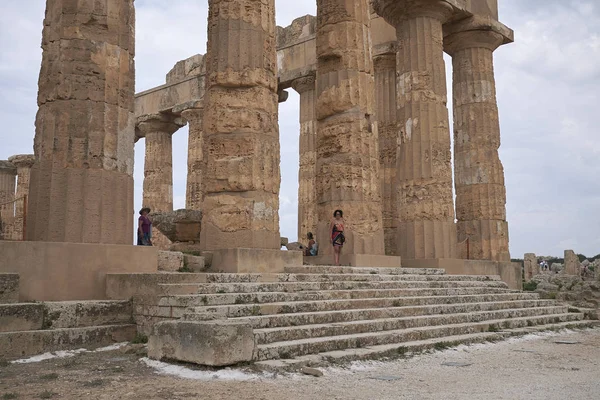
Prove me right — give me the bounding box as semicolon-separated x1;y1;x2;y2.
330;210;345;266
138;207;153;246
305;232;318;256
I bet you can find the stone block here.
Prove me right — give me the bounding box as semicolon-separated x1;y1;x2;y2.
310;254;402;268
523;253;538;281
184;255;206;272
148;320;255;367
210;248;302;274
158;251;184;272
0;273;19;303
564;250;580;276
0;303;44;332
151;209;203;243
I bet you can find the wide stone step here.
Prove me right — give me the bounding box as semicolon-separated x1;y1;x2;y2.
162;287;514;308
0;324;137;360
0;300;133;333
253;306;569;344
233;299;560;329
185;292;540;319
255;313;585;360
158;279;509;296
282;274;502;283
254;320;599;372
284;266;445;275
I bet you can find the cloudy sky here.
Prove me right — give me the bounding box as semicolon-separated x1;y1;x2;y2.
0;0;598;258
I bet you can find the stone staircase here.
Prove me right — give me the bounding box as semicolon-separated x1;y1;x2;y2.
0;290;137;360
114;265;597;368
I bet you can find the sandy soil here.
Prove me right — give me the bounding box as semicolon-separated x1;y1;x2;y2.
1;328;599;400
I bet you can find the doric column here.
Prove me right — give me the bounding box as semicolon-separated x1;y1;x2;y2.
315;0;385;256
200;0;281;250
0;161;16;222
445;30;510;261
137;114;183;213
181;107;204;211
7;155;35;240
27;0;135;244
374;53;398;256
373;0;457;260
292;74;317;243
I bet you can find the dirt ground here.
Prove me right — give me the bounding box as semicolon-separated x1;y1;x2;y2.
1;328;599;400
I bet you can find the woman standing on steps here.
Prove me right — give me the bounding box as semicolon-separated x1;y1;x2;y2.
330;209;345;266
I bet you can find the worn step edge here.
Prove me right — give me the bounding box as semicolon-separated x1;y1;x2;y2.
253;321;599;372
283;266;445;275
253;307;570;344
255;313;585;360
232;300;561;329
184;293;541;319
0;324;137;360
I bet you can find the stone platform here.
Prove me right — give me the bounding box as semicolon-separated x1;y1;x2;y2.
309;254;401;268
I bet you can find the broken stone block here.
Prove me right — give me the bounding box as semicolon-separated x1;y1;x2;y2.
157;251;184;272
151;210;203;243
148;320;255;367
564;250;580;276
183;255;206;272
286;242;305;252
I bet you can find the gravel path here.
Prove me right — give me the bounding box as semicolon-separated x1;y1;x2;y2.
1;328;599;399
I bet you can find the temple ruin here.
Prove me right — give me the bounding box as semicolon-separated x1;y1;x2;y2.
1;0;597;370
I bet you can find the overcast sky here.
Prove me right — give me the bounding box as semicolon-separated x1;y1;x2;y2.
0;1;598;258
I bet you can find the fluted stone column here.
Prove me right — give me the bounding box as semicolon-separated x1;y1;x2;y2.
446;30;510;261
200;0;281;250
138;114;183;213
0;161;16;225
182;107;204;210
7;155;35;240
315;0;385;256
27;0;135;244
374;53;398;256
374;0;457;260
292;74;317;243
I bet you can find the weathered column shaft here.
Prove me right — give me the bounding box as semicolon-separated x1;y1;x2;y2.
315;0;384;256
27;0;135;244
447;30;510;261
292;75;317;242
200;0;281;250
374;53;398;256
384;2;457;259
8;155;35;240
138;116;182;212
0;161;16;221
183;108;204;210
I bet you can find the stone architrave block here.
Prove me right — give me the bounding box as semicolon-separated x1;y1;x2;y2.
564;250;580;276
157;251;184;272
148;320;255;367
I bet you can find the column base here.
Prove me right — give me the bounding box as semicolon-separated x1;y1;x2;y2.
402;258;522;290
308;254;402;268
209;248;302;274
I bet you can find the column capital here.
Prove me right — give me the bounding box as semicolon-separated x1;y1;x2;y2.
291;73;316;94
373;52;396;72
8;154;35;169
373;0;454;26
0;160;16;174
444;29;505;55
180;107;204;124
136;113;184;139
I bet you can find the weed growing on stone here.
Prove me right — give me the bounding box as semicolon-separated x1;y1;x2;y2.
2;393;18;400
177;265;193;273
522;281;538;291
216;289;226;294
0;359;9;368
132;333;148;344
488;324;500;332
392;300;402;307
39;391;57;399
201;296;209;305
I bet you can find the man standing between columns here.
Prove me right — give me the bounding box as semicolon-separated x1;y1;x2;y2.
373;0;457;260
315;0;385;258
445;19;512;261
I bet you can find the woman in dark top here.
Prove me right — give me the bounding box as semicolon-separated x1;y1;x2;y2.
329;209;345;266
138;207;153;246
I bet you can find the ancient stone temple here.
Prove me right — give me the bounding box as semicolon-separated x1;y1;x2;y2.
26;0;136;244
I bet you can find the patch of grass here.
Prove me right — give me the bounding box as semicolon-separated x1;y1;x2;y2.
216;289;226;294
250;305;262;316
487;324;500;332
547;292;557;299
568;307;581;313
82;379;104;388
177;265;193;273
434;342;451;351
39;391;57;399
522;281;538;291
396;346;408;356
0;359;9;368
392;300;402;307
182;250;202;257
2;393;18;400
39;373;59;381
131;333;148;344
201;296;209;305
